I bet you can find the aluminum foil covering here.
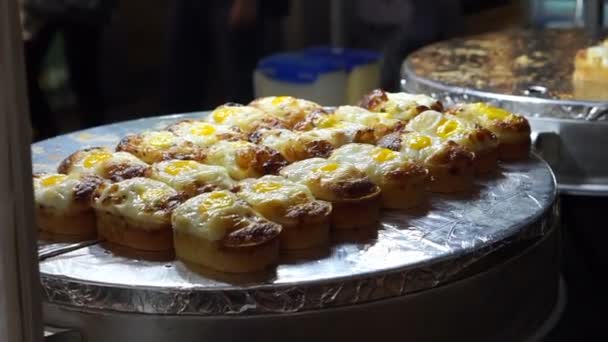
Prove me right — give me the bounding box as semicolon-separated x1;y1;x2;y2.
33;113;557;316
403;28;608;121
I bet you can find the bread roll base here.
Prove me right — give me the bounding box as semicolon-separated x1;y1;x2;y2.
428;164;475;193
95;211;174;253
330;190;381;230
498;139;531;161
473;149;498;174
36;208;97;241
174;231;279;273
279;221;330;250
381;179;427;209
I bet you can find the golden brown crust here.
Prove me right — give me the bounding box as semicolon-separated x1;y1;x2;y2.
166;119;245;140
234;145;288;175
327;178;380;200
284;200;332;223
358;88;388;111
292;109;331;131
425;141;475;193
93;182;183;218
116;134;207;164
304;140;334;159
73;175;105;203
105;163;151;182
377;132;403;151
96;211;174;253
222;219;282;248
57;147;102;174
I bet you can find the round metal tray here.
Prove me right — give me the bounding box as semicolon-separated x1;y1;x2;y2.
33;112;557;316
401;28;608;196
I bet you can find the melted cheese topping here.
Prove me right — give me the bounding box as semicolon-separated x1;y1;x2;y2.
205;140;259;180
170;121;238;147
329;143;414;186
586;43;608;67
451;103;529;143
206;105;268;132
333;105;399;128
406;110;496;152
33;173;80;212
151;160;235;194
254;128;301;160
172;190;255;241
93;178;179;226
66;148;148;178
375;92;440;121
280;158;372;201
238;175;314;223
250;96;321;124
397;132;446;162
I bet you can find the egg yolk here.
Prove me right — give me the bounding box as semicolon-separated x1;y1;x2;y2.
272;96;292;106
436;119;460;138
140;188;168;202
316;163;339;172
147;132;175;149
212;108;236;124
164;160;198;176
317;115;341;129
83;151;111;168
407;135;432;150
190;123;216;136
40;174;68;187
471;103;512;121
373;148;397;162
199;192;234;212
253;181;283;193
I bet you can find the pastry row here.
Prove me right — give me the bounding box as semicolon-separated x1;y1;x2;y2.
33;90;531;273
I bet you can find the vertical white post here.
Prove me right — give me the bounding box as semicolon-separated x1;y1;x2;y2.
0;0;43;341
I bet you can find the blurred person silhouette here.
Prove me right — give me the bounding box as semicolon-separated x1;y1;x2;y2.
351;0;509;91
164;0;290;114
20;0;117;140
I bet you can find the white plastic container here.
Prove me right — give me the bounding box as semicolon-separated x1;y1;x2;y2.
254;53;347;106
254;48;382;106
302;47;382;105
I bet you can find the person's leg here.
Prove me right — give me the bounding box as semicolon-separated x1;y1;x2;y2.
62;23;105;127
24;22;59;140
163;0;211;113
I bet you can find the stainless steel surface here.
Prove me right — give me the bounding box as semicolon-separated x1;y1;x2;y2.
401;28;608;196
33;112;557;316
43;224;560;342
38;240;100;261
584;0;604;40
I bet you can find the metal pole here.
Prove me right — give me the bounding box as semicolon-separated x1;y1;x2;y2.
330;0;346;48
584;0;604;39
0;0;43;341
